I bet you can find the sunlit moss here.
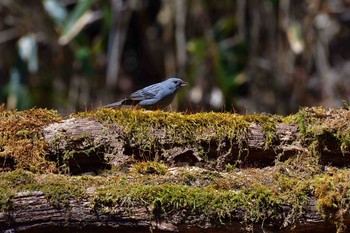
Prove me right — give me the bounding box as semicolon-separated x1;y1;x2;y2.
0;169;101;210
285;107;350;153
2;106;350;174
130;161;168;175
313;171;350;219
0;106;61;172
74;108;283;159
0;163;350;228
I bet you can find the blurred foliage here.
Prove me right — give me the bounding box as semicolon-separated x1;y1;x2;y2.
0;0;350;114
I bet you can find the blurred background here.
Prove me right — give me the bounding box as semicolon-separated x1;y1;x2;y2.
1;0;350;114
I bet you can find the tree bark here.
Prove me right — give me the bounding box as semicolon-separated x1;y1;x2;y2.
0;191;339;233
42;116;348;173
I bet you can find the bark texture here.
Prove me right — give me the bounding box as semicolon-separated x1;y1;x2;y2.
0;191;338;233
42;118;304;173
42;117;349;173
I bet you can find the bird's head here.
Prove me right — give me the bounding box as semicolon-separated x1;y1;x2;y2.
166;77;189;90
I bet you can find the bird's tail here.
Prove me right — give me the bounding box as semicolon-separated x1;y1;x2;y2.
103;100;124;109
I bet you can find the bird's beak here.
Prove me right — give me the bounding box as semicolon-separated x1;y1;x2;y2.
181;81;189;87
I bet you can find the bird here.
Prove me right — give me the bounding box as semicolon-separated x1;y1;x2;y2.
104;77;188;110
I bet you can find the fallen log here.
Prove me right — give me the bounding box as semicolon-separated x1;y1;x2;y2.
0;107;350;232
41;107;350;173
0;168;345;233
42;117;302;173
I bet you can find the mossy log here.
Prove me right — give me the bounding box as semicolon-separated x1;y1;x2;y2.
42;118;301;173
1;107;350;232
0;190;333;233
41;108;350;173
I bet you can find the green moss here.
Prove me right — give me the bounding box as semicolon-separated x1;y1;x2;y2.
38;175;88;207
1;106;350;174
0;168;284;221
91;167;313;225
313;172;350;220
0;186;13;211
94;183;243;219
0;170;97;210
92;159;312;224
2;106;350;229
281;106;350;159
0;165;349;228
131;161;168;175
0;106;62;172
1;169;81;206
74;109;283;161
3;169;36;186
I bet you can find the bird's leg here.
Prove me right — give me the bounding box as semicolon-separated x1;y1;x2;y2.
133;104;142;110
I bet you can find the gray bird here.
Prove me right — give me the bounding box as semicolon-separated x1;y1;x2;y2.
104;77;188;110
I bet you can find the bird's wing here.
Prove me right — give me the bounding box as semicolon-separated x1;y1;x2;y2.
127;83;160;100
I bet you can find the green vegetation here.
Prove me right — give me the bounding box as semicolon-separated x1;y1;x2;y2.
285;107;350;153
74;108;282;157
131;161;168;175
0;159;347;228
0;169;114;209
0;106;61;172
3;105;349;175
1;107;350;229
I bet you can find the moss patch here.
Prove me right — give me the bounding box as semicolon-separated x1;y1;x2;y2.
0;106;61;172
130;161;168;175
74;108;282;160
0;159;349;229
284;107;350;153
2;106;349;173
0;169;100;210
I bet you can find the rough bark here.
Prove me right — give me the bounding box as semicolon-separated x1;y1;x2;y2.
42;118;304;174
42;116;350;174
0;191;339;233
